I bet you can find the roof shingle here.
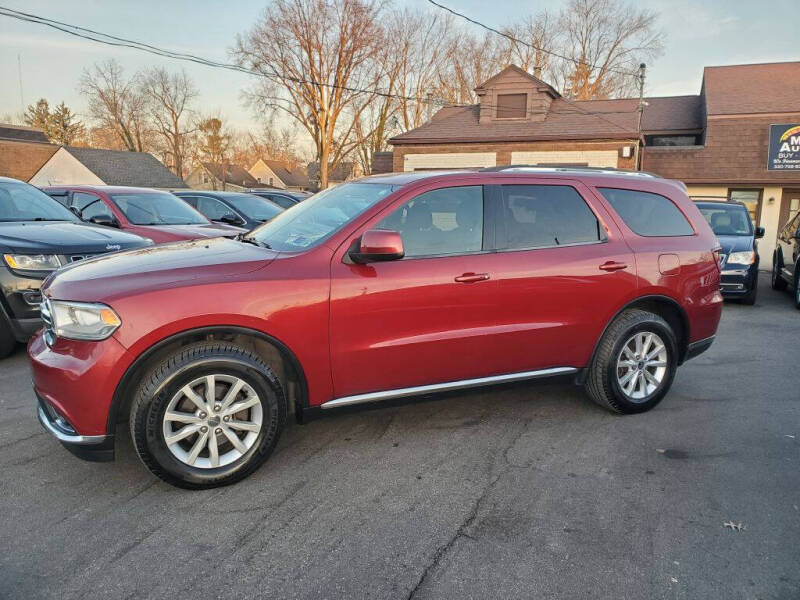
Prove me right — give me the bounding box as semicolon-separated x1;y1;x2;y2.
702;62;800;115
65;147;187;188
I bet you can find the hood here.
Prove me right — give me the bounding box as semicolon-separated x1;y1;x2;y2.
44;237;276;303
0;221;148;254
716;234;755;255
137;223;245;242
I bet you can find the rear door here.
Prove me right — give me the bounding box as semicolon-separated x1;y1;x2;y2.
487;180;637;371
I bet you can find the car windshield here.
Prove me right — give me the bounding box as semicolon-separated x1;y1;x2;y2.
697;203;753;236
0;181;79;222
248;182;396;251
111;192;209;226
223;194;284;222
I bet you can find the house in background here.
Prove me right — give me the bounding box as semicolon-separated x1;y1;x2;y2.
249;159;311;191
0;124;59;182
184;162;266;191
29;147;187;189
307;161;361;189
387;64;697;172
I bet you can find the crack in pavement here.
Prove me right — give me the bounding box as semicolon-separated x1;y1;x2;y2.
404;420;533;600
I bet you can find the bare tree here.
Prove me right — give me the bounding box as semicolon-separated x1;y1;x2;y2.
79;59;150;151
140;68;197;178
435;29;508;104
554;0;663;99
234;0;383;189
500;12;557;79
196;117;231;190
389;9;454;131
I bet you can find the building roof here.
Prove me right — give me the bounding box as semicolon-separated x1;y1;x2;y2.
391;94;705;145
262;159;310;188
475;64;560;98
202;162;262;188
0;123;49;143
702;61;800;115
0;139;59;181
61;147;187;188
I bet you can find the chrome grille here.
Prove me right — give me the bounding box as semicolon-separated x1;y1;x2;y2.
68;254;97;263
40;298;55;345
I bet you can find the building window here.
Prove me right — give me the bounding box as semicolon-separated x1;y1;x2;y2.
645;135;700;147
496;93;527;119
202;173;209;184
728;189;762;227
269;177;274;186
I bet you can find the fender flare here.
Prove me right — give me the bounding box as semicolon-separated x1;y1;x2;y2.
575;294;691;385
106;325;309;435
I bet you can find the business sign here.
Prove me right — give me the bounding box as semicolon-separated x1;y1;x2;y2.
768;123;800;170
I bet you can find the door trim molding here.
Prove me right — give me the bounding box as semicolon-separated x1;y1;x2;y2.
322;367;578;409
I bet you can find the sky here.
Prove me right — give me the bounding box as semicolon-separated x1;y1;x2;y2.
1;0;798;143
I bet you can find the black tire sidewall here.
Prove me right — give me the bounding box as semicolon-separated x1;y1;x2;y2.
0;314;16;359
604;319;678;414
138;355;282;487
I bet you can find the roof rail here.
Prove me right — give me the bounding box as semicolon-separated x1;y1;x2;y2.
480;165;662;178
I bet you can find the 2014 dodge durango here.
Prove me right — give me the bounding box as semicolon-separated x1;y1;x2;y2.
29;168;723;488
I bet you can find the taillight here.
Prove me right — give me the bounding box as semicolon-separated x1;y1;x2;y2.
712;246;724;270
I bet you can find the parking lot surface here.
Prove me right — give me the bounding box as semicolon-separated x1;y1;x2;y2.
1;273;798;600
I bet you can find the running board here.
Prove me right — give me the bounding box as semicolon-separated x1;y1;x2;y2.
321;367;578;410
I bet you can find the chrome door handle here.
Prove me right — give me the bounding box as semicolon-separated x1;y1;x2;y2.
454;272;490;283
599;261;628;272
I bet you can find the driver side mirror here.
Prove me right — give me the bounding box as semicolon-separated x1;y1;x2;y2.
219;213;244;226
88;214;119;228
755;226;765;239
349;229;404;264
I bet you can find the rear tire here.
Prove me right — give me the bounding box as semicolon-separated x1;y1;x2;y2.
130;342;286;489
585;309;678;414
0;315;16;359
772;255;787;291
795;267;800;310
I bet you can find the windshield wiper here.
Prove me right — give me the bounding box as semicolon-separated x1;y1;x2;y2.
235;232;271;249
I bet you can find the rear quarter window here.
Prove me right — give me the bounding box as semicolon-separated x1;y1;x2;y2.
598;188;694;237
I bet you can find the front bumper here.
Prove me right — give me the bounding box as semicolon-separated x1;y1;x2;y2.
37;394;114;461
0;267;45;341
29;330;128;461
719;264;757;297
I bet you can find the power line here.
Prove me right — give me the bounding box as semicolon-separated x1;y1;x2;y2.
426;0;640;78
0;5;441;105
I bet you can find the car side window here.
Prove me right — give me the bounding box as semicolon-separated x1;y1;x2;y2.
783;213;800;241
376;186;484;258
266;194;296;209
195;196;232;220
71;192;106;220
598;188;694;237
498;185;603;250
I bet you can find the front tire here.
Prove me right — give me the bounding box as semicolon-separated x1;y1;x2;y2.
585;309;678;414
741;274;758;305
130;342;286;489
795;267;800;310
0;315;16;359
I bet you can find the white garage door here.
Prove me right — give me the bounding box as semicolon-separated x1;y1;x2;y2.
510;150;619;168
403;152;496;172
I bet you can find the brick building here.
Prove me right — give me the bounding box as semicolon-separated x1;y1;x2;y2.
387;62;800;269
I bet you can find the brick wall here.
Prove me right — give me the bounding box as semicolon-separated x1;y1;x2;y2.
643;116;800;185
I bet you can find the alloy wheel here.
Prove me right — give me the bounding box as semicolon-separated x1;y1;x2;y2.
162;374;263;469
615;331;668;401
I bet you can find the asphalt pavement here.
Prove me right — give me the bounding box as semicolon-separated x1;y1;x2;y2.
1;272;798;600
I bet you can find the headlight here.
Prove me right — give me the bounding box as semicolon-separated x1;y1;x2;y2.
727;250;755;265
3;254;62;271
49;300;121;341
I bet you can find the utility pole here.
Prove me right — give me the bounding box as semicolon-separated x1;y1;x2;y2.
17;54;24;115
633;63;646;171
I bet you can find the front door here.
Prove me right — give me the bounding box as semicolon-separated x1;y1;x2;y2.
329;184;504;399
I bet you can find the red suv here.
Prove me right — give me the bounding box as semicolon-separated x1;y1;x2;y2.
42;185;245;243
29;168;722;488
